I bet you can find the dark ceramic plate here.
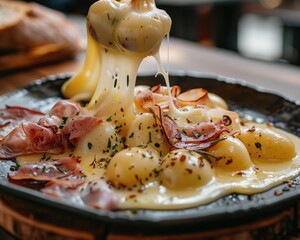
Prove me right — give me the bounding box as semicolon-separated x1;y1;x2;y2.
0;72;300;235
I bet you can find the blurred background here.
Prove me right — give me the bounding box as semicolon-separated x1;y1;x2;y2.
24;0;300;66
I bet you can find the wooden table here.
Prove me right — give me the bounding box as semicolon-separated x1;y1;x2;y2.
1;38;300;102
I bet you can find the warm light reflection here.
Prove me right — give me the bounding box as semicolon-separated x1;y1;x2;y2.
260;0;282;9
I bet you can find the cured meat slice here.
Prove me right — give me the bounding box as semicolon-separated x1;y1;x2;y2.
9;156;119;210
0;100;102;159
42;179;120;210
0;106;44;139
158;107;230;151
9;156;85;188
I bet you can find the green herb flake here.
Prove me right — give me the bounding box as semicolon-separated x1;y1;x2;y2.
152;168;160;177
282;187;290;192
88;142;93;150
107;138;112;149
59;116;68;129
106;116;112;122
10;161;20;172
147;132;152;144
193;132;201;138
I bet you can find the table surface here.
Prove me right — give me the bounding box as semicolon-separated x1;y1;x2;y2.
0;15;299;102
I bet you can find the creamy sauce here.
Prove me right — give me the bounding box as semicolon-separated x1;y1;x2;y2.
17;125;300;210
17;0;300;210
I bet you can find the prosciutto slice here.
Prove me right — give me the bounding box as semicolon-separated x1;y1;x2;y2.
158;107;230;151
0;100;102;159
49;100;84;118
8;156;119;210
8;156;85;188
0;106;44;140
0;122;64;159
9;156;120;210
42;179;120;210
135;87;179;112
135;85;215;113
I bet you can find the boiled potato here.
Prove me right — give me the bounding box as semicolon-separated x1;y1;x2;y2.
208;137;252;171
208;93;228;109
207;108;241;131
170;107;210;125
126;113;171;157
105;147;160;188
236;126;296;161
160;149;213;189
74;122;123;158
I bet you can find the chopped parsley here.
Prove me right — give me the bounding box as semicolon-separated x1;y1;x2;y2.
88;142;93;150
107;138;112;149
152;168;160;177
59;116;68;129
106;116;112;122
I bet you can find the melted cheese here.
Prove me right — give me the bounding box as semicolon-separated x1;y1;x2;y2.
17;0;300;210
78;125;300;210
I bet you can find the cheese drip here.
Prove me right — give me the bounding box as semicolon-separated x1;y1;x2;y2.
62;0;171;133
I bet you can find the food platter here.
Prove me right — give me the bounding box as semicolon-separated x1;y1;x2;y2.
0;72;300;239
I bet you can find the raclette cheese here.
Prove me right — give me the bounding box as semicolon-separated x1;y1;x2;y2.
13;0;300;210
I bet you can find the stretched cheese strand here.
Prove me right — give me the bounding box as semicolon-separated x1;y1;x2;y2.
62;32;101;102
62;0;171;134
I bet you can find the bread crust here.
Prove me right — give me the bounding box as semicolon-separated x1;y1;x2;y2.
0;1;82;52
0;1;29;30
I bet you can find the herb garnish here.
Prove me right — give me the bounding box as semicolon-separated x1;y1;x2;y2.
59;116;68;129
88;142;93;150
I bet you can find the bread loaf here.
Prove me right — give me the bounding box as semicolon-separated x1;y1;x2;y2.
0;1;84;72
0;1;82;53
